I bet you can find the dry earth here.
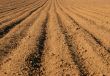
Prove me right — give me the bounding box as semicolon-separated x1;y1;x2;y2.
0;0;110;76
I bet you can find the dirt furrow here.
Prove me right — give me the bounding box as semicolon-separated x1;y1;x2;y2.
0;1;50;75
0;0;42;15
70;8;110;33
0;0;35;17
67;9;110;51
70;7;110;31
0;0;110;76
0;0;46;21
41;0;80;76
0;0;48;38
56;0;110;75
0;0;41;23
0;0;50;63
77;7;110;17
72;7;110;22
58;0;110;51
57;0;110;63
59;0;110;24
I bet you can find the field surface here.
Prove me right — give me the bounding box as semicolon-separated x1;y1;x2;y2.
0;0;110;76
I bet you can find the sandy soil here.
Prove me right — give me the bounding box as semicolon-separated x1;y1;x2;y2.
0;0;110;76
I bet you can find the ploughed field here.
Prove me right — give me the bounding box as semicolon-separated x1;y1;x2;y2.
0;0;110;76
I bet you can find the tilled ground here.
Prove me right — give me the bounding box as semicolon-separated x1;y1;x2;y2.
0;0;110;76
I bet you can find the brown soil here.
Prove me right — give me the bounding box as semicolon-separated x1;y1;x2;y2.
0;0;110;76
